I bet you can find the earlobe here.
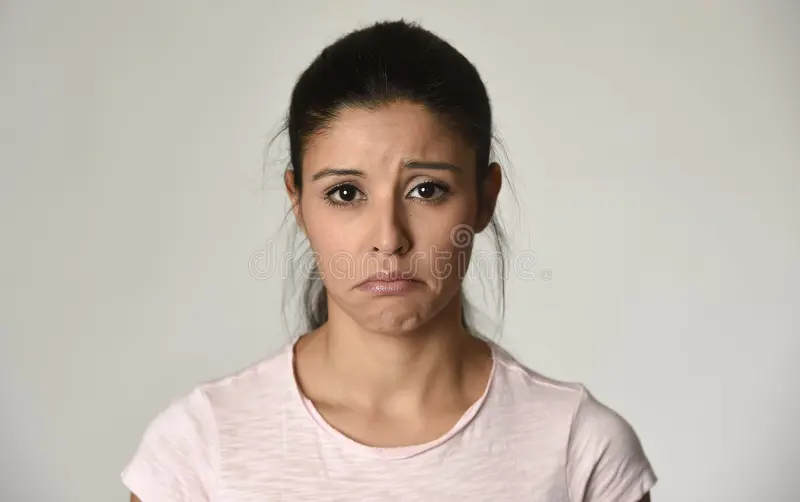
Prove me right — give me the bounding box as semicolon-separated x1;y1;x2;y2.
284;169;297;198
293;205;306;236
476;162;502;233
284;169;305;234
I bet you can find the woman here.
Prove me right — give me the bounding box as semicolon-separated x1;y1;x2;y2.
123;20;657;501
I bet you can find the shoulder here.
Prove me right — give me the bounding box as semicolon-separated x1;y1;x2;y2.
198;341;295;411
121;341;295;501
488;342;657;501
121;385;219;500
569;385;642;450
566;387;658;501
489;341;647;436
489;341;585;412
164;340;296;429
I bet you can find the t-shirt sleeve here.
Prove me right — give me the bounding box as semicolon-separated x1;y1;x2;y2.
121;388;218;502
566;386;657;502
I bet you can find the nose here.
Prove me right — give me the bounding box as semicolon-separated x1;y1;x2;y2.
370;196;411;256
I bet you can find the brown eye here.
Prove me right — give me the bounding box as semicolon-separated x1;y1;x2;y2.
408;181;449;201
336;185;358;201
325;184;365;206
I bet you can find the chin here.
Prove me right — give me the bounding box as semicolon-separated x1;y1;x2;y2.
354;300;437;335
331;285;457;335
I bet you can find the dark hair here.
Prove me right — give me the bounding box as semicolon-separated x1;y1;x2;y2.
275;19;513;336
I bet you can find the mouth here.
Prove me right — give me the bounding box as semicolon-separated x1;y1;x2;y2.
355;272;421;295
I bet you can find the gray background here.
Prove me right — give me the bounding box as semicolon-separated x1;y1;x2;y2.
1;1;798;500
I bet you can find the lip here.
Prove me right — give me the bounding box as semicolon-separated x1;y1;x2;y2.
356;271;421;295
358;271;412;283
357;279;420;295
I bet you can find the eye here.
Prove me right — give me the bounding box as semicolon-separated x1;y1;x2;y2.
324;183;365;206
407;181;450;202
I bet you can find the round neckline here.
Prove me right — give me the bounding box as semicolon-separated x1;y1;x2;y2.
286;336;498;460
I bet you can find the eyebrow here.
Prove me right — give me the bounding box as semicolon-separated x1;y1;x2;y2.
311;168;366;181
404;160;463;173
310;161;462;181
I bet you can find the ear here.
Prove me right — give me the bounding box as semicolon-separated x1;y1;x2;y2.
475;162;502;233
284;169;305;234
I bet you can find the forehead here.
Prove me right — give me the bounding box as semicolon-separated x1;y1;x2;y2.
302;102;475;174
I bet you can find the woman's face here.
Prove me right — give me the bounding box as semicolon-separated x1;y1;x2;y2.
288;102;500;334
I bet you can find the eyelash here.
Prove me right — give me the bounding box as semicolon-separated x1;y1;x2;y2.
323;181;452;208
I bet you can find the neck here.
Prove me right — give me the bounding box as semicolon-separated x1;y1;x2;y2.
303;295;488;415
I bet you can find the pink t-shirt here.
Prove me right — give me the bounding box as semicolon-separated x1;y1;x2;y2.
122;338;657;501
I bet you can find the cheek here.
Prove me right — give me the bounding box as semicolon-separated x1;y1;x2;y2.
303;216;361;285
414;195;476;243
411;210;475;284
